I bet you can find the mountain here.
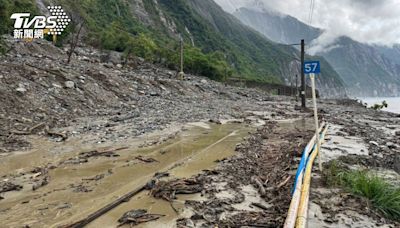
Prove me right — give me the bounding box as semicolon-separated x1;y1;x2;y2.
375;44;400;66
322;37;400;97
0;0;346;97
225;4;400;97
233;7;321;44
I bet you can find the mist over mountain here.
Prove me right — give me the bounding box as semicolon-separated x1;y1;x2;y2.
233;7;321;45
218;1;400;97
0;0;347;97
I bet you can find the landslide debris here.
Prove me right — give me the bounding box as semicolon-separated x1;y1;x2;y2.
0;36;296;152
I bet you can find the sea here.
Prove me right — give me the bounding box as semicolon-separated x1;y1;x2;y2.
360;97;400;114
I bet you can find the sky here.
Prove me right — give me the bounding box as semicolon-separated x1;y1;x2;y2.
214;0;400;48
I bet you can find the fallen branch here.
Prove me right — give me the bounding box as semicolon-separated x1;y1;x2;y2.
252;176;266;195
135;155;158;163
251;202;269;210
117;209;165;227
266;176;291;191
45;126;68;141
62;185;146;228
276;176;291;189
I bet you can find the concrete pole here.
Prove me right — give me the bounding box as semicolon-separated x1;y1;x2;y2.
296;74;298;102
178;35;184;80
310;73;322;170
301;39;306;108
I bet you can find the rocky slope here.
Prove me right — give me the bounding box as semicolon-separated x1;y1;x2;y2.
0;36;297;152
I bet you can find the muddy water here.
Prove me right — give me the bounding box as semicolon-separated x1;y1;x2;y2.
0;122;251;227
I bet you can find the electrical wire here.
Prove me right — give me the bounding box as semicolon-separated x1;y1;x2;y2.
308;0;316;24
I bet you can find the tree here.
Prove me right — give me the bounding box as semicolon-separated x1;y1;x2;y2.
67;22;84;64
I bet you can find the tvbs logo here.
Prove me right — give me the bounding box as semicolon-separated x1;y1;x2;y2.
10;6;70;40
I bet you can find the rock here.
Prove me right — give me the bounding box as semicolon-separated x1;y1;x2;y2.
200;79;207;84
52;83;62;88
16;85;27;93
64;81;75;89
369;141;379;147
394;155;400;174
209;119;222;124
103;62;114;68
116;64;122;68
138;90;145;95
395;131;400;136
150;92;160;96
386;142;397;149
100;51;122;65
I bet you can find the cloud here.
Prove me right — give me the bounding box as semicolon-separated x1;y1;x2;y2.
214;0;400;47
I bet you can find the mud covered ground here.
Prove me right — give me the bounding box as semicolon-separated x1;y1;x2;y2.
175;120;315;227
172;100;400;228
0;37;399;228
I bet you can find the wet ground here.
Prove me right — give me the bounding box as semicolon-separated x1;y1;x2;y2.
0;122;251;227
308;100;400;227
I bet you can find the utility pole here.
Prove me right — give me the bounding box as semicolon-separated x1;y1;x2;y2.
300;39;306;108
177;35;184;80
295;74;298;101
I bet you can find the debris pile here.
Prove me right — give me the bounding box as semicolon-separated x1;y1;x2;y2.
61;147;126;165
31;166;50;191
150;178;203;201
177;121;314;227
117;209;164;227
0;181;23;194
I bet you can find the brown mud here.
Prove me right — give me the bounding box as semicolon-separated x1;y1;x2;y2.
0;122;251;227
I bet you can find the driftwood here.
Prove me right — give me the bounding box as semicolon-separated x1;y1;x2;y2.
117;209;164;227
252;176;266;195
10;122;46;135
251;202;269;210
45;126;68;141
62;185;146;228
31;167;50;191
0;181;23;193
61;147;128;165
150;178;202;201
135;155;158;163
266;176;291;191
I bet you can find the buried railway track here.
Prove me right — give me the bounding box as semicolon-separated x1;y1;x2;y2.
62;128;244;227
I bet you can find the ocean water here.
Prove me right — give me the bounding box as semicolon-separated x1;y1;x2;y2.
360;97;400;114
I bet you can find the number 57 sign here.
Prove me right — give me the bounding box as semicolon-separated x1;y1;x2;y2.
304;61;320;74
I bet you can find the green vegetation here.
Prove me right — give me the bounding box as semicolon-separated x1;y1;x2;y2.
55;0;234;80
0;0;344;87
0;0;38;54
371;100;388;110
0;0;38;35
324;161;400;221
157;0;288;83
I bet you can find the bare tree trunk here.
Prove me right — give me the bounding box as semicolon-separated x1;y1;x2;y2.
67;23;84;64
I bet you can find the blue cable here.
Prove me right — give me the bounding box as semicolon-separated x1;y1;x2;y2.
291;127;326;195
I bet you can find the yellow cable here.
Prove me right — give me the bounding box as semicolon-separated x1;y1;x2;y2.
296;125;328;228
284;123;326;228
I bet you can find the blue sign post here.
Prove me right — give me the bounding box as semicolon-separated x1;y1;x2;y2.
304;61;320;74
303;60;323;170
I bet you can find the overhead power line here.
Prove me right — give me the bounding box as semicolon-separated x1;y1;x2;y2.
308;0;316;24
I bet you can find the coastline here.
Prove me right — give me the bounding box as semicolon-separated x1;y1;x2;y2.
359;97;400;114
